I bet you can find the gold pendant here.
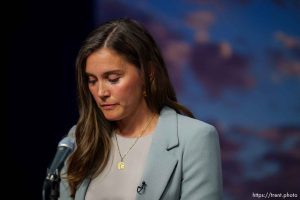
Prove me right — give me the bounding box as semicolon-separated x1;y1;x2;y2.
117;161;125;170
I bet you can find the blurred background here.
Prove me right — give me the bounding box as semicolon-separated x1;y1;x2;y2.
6;0;300;199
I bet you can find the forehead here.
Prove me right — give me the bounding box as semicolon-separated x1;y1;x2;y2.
85;48;128;74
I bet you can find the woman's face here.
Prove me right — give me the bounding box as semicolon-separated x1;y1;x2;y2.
85;48;145;121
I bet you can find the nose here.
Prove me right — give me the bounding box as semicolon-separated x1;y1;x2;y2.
97;82;110;99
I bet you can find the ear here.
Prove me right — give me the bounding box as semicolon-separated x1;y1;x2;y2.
149;71;154;82
147;63;155;82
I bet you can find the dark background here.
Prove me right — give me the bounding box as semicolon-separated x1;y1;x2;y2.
6;0;92;199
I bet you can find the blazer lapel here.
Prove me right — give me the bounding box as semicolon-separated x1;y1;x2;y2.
75;178;90;200
136;107;179;200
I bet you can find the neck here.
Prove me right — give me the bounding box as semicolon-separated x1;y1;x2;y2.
116;104;157;138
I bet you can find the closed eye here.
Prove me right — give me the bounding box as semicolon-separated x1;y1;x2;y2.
107;73;121;84
88;79;97;85
108;77;120;84
87;75;97;85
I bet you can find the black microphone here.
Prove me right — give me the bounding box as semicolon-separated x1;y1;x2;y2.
137;181;147;194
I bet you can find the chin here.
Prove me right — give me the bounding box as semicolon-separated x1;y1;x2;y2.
102;112;122;121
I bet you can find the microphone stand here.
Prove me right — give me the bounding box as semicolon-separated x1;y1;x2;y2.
42;169;61;200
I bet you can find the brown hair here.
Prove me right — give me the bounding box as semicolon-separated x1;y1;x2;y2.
66;18;194;197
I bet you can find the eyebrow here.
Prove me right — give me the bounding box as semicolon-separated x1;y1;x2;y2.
85;69;124;77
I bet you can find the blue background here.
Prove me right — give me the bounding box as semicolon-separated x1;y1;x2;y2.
6;0;300;199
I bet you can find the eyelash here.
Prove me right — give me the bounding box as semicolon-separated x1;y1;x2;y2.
87;73;121;85
87;77;120;85
108;77;120;84
88;79;97;85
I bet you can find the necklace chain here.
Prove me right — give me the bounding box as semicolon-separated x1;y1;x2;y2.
114;114;155;167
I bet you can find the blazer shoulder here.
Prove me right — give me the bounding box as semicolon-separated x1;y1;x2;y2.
176;114;221;158
176;114;220;148
177;114;217;135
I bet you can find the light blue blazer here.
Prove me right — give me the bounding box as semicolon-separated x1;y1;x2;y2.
59;106;223;199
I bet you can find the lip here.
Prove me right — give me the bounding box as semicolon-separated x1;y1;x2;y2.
101;104;117;110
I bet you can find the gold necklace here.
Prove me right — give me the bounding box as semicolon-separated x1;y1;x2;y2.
114;114;155;170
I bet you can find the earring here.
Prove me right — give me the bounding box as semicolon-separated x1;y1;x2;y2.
143;90;147;97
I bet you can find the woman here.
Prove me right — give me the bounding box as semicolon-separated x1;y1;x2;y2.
59;18;222;200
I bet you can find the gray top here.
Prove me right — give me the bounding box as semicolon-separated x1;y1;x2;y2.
85;133;153;200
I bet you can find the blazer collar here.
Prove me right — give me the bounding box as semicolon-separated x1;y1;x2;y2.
152;106;179;150
136;106;179;200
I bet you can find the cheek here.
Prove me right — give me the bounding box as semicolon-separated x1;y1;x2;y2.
114;78;143;102
88;86;99;100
